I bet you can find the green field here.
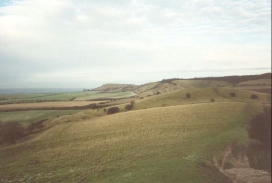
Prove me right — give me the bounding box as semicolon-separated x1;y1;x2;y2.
74;91;136;101
0;110;83;126
0;91;135;103
0;91;98;102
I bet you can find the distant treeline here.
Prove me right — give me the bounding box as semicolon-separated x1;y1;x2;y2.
190;73;271;85
162;73;271;85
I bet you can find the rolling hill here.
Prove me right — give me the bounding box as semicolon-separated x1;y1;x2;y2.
0;73;271;183
0;102;262;183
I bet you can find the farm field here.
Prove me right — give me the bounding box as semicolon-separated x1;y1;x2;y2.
0;91;136;103
0;91;97;102
0;101;105;111
0;102;264;182
74;91;136;101
0;110;83;126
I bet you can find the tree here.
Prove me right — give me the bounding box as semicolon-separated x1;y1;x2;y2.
125;104;133;111
246;105;271;171
247;105;271;148
130;100;135;106
107;107;120;114
251;94;258;99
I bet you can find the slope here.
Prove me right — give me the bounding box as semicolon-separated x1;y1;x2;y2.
0;102;264;183
129;87;271;111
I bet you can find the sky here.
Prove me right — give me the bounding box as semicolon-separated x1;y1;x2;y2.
0;0;271;89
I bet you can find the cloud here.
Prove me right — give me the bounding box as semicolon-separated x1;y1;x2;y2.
0;0;271;88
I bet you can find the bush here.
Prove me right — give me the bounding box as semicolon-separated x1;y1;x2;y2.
186;93;191;99
107;107;120;114
130;100;135;106
229;93;236;97
246;105;271;171
0;122;25;144
210;98;215;102
247;105;271;147
125;104;133;111
156;92;161;95
223;162;234;170
251;94;258;99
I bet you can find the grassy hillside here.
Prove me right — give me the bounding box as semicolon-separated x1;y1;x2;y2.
215;87;271;103
91;84;137;92
0;102;263;182
234;78;271;94
236;79;271;86
128;87;271;111
133;80;232;97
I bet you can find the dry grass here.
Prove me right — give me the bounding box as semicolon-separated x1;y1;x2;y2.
216;87;271;103
0;102;261;183
129;88;232;110
133;80;232;97
236;79;271;86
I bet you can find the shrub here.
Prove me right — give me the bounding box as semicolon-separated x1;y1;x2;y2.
107;107;120;114
103;108;107;112
0;122;25;144
247;105;271;147
251;94;258;99
140;97;144;99
229;93;236;97
130;100;135;106
246;105;271;171
125;104;133;111
223;162;234;170
186;93;191;99
156;92;161;95
210;98;215;102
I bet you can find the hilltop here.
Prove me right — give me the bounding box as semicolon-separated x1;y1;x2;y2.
91;83;138;92
90;73;271;97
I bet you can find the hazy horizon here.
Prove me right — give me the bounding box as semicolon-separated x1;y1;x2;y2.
0;0;271;89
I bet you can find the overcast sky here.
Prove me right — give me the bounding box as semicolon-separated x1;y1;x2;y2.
0;0;271;89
